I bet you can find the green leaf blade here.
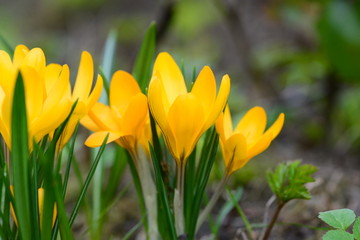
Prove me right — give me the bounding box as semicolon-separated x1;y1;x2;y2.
323;230;354;240
11;72;32;239
319;209;356;230
132;23;156;92
353;217;360;240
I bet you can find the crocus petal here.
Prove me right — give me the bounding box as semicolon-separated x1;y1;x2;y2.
203;74;230;131
72;51;94;101
234;106;266;146
110;70;141;115
80;115;101;132
87;102;119;131
24;48;46;73
0;51;16;93
222;133;247;174
191;66;216;116
245;131;273;161
42;65;71;113
13;45;29;67
167;93;205;162
86;74;103;111
0;86;10;147
121;93;148;136
85;131;122;148
44;64;63;95
153;52;187;105
148;77;168;132
265;113;285;140
32;65;72;141
21;66;44;122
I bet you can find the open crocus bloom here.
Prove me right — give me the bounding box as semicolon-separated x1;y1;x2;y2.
0;45;72;149
148;52;230;166
81;70;150;156
216;106;285;175
57;51;103;149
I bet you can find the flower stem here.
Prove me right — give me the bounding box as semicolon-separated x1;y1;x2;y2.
261;201;286;240
196;175;229;232
174;160;185;236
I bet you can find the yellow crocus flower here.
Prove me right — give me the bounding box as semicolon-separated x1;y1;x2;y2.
0;45;72;149
81;70;150;155
216;106;285;175
10;187;57;228
57;51;103;149
148;52;230;166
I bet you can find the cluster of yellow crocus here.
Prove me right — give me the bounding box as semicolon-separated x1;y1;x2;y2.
0;45;102;150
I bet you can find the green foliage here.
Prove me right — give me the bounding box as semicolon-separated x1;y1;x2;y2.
186;127;219;240
319;209;356;230
267;160;317;204
132;23;156;93
354;218;360;239
319;209;360;240
317;0;360;82
323;230;354;240
11;72;32;239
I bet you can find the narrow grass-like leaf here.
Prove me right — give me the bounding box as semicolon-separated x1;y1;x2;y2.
0;164;12;237
210;187;243;236
123;217;145;240
51;123;79;240
30;143;41;239
53;174;74;240
0;34;14;55
99;68;110;98
69;134;108;226
62;123;79;197
150;143;177;239
40;145;56;240
187;127;219;239
103;147;128;207
101;29;117;81
11;72;32;239
226;188;253;238
132;23;156;92
184;148;196;225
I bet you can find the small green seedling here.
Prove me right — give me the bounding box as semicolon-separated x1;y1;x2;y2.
261;160;317;240
319;209;360;240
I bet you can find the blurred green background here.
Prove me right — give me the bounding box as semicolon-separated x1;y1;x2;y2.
2;0;360;238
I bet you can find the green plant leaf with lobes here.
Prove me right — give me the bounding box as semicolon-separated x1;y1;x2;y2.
319;209;356;230
323;230;353;240
353;217;360;240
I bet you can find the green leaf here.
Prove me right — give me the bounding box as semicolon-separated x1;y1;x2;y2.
0;34;14;55
187;127;219;240
267;160;317;203
317;1;360;82
11;72;32;239
150;143;177;240
211;187;243;236
68;134;108;226
132;23;156;92
353;217;360;240
319;209;356;230
323;230;354;240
